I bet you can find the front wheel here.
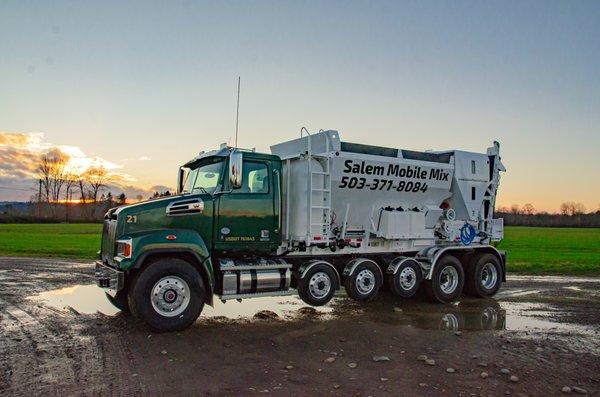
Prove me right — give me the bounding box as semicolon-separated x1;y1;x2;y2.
129;258;206;332
423;255;464;303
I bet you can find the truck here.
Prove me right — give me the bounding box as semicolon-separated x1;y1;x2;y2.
96;129;506;331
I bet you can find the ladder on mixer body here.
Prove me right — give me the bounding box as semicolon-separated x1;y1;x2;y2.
304;131;332;245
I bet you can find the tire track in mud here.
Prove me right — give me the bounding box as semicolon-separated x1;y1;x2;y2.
0;257;141;396
0;300;138;396
0;297;76;395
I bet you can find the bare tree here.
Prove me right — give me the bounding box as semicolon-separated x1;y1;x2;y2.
86;166;108;203
49;151;68;203
36;149;70;218
76;173;87;203
560;201;586;216
522;203;535;215
64;172;78;222
510;204;520;214
37;156;52;203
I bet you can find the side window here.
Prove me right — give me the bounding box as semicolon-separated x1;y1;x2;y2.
235;161;269;194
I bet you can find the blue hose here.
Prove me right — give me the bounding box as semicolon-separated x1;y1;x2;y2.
460;223;477;245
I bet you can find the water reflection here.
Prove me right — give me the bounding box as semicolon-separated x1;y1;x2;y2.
334;295;507;331
27;284;588;335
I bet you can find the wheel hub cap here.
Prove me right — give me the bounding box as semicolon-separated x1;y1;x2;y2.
151;276;190;317
439;266;459;294
355;269;376;294
309;272;331;299
163;289;177;303
398;267;417;290
481;263;498;289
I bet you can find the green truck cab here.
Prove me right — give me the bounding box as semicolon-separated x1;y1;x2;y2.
96;147;284;331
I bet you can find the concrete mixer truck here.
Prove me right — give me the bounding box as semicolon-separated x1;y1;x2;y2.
96;130;506;331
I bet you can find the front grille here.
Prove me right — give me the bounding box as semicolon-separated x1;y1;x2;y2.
101;218;118;265
166;198;204;216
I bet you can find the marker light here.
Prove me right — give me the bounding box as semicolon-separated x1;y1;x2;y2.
116;239;132;258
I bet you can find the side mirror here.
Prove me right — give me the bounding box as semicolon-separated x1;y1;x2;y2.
177;167;184;194
229;150;243;189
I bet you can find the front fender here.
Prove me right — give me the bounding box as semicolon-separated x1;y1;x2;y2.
115;229;214;294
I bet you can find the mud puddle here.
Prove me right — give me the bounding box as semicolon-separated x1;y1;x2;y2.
27;284;334;320
28;284;121;315
27;283;597;340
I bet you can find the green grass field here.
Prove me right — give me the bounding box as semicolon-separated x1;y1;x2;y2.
495;226;600;274
0;224;598;274
0;223;102;259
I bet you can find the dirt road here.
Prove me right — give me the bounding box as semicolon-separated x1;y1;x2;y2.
0;257;599;396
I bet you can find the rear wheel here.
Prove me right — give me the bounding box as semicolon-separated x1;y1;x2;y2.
387;258;422;298
423;255;464;303
464;253;502;298
298;263;338;306
105;290;129;312
129;258;206;332
344;259;382;301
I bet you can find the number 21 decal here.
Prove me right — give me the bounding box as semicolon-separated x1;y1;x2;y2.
126;215;137;223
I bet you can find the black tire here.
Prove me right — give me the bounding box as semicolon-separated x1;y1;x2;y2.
105;290;130;312
128;258;206;332
387;259;422;298
423;255;464;303
344;260;383;301
464;253;503;298
298;263;338;306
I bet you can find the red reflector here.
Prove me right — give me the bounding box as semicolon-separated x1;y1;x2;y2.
313;236;322;240
356;238;363;242
122;243;131;257
166;234;177;240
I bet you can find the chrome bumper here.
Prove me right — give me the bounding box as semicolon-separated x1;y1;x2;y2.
95;261;125;291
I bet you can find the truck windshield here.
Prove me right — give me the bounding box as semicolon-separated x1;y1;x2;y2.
181;159;224;195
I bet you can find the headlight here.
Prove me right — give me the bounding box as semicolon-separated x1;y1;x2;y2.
116;239;132;258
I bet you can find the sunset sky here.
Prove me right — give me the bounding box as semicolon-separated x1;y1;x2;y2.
1;1;599;212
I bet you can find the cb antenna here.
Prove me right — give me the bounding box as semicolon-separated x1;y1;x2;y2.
235;76;241;147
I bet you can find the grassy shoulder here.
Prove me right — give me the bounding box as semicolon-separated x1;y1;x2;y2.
0;224;598;275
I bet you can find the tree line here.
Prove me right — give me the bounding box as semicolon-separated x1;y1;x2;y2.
496;202;600;227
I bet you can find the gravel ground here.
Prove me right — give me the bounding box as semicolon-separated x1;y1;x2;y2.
0;257;599;396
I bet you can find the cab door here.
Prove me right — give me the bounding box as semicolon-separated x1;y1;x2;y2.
215;158;279;253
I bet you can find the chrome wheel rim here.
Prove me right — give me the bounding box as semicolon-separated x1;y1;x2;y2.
481;263;498;290
355;269;376;295
398;267;417;290
439;266;459;294
151;276;190;317
309;272;331;299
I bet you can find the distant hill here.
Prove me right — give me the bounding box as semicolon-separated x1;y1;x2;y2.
0;201;30;212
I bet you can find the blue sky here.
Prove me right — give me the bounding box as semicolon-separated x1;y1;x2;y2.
1;0;599;210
